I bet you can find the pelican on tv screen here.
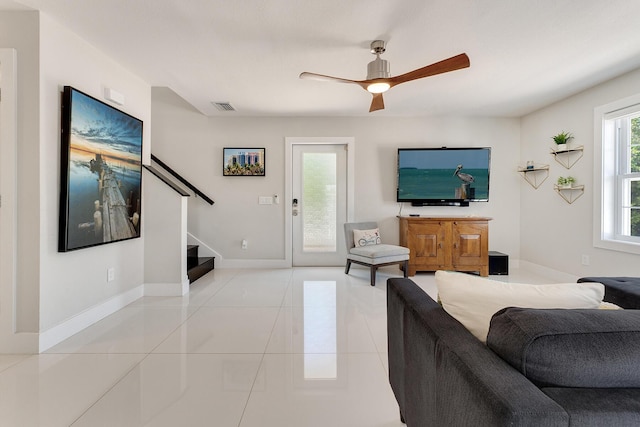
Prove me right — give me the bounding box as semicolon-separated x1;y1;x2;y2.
397;147;491;206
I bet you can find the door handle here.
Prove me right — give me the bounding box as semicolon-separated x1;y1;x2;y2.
292;198;299;216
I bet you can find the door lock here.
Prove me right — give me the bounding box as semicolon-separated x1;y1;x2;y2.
292;198;299;216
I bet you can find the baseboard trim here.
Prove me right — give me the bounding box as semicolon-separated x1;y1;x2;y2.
144;280;189;296
39;285;144;353
518;260;578;283
218;259;290;269
187;232;221;259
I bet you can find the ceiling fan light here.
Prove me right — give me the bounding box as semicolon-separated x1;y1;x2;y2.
367;82;390;93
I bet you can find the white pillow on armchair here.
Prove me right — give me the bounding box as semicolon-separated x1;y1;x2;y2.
353;228;381;247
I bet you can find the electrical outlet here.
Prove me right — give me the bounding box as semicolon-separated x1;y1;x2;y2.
107;267;115;282
241;239;248;250
581;255;590;266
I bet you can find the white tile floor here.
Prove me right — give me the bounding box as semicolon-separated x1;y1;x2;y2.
0;266;553;426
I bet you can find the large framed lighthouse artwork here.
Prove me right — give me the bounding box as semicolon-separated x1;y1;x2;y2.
58;86;143;252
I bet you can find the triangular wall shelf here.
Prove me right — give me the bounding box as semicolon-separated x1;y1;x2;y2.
550;145;584;169
554;184;585;204
517;164;549;189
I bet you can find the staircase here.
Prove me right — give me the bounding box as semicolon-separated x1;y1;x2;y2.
187;245;215;283
144;154;216;286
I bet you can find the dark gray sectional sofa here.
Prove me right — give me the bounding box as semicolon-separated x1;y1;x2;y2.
578;276;640;309
387;277;640;426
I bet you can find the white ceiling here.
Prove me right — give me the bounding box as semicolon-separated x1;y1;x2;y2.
4;0;640;117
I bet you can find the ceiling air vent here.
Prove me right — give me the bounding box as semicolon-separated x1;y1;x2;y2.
212;101;236;112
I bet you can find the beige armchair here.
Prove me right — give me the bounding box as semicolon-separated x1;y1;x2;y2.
344;222;410;286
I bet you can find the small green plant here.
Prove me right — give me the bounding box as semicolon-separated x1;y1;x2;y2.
557;176;576;187
552;131;574;145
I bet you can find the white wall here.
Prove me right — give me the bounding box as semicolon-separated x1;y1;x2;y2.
38;14;151;335
0;12;41;347
151;87;522;266
520;67;640;277
143;169;188;293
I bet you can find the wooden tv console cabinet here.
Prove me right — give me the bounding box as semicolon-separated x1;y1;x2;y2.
398;216;491;276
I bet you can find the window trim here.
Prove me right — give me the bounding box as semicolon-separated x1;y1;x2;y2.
594;93;640;254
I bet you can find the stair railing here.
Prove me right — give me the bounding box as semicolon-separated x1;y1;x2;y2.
145;154;214;205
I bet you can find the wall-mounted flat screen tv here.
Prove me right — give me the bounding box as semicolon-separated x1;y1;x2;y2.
397;147;491;206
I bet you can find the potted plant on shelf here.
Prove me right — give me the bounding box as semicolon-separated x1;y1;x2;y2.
552;131;573;151
557;176;576;189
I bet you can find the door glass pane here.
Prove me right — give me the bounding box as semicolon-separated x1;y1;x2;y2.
303;153;336;252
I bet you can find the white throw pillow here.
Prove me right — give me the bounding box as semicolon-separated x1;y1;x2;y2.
599;301;623;310
435;270;605;343
353;228;381;247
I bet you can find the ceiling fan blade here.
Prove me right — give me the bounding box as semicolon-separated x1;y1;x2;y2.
299;72;362;85
388;53;470;87
369;93;385;112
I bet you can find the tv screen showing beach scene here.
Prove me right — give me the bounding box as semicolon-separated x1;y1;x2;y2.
397;147;490;203
59;86;143;252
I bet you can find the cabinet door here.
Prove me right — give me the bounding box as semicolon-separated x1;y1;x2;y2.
407;222;447;270
451;221;488;272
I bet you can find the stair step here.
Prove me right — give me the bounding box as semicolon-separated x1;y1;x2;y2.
187;245;199;260
187;257;214;284
187;255;199;270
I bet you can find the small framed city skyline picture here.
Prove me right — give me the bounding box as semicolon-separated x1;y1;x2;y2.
223;147;265;176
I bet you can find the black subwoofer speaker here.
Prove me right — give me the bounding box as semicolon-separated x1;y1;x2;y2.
489;251;509;275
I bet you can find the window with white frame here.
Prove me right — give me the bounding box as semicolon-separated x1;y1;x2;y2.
616;114;640;239
595;96;640;253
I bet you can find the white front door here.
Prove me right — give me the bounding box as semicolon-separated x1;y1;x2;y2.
291;144;348;266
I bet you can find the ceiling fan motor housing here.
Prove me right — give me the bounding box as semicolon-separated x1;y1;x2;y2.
367;57;389;80
367;40;389;79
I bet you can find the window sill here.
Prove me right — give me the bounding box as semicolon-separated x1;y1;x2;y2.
594;238;640;255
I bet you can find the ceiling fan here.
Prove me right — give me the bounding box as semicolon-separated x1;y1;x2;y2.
299;40;470;112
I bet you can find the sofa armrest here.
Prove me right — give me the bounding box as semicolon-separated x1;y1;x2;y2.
387;278;441;422
432;320;569;426
387;278;569;427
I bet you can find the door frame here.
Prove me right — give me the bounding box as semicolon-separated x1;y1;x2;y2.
284;137;355;267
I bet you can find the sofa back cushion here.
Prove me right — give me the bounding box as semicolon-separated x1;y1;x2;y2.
487;307;640;388
435;270;604;342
